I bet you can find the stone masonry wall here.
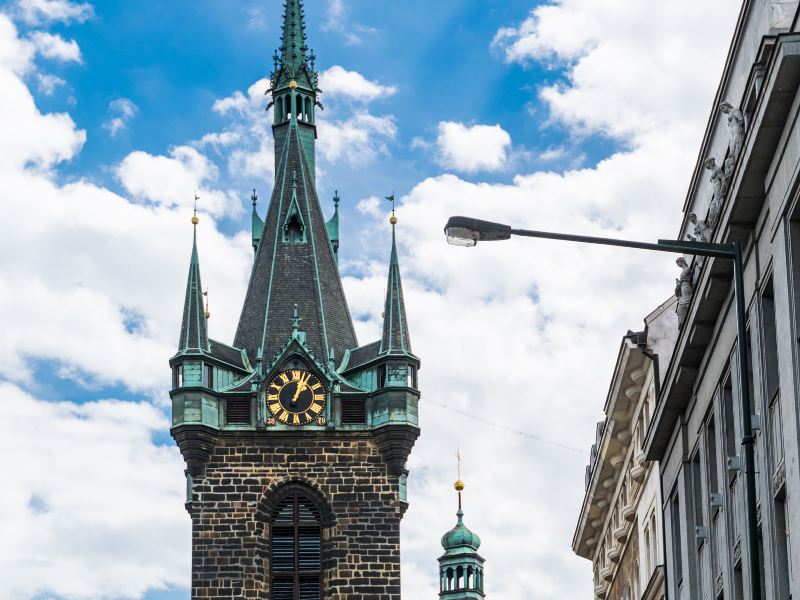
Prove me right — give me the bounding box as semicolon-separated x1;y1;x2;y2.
188;431;403;600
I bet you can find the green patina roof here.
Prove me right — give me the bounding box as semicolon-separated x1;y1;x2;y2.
177;224;209;354
379;223;412;355
441;508;481;556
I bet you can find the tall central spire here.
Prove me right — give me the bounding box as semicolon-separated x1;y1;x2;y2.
235;0;354;366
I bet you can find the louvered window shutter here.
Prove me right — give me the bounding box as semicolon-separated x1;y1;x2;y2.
270;492;322;600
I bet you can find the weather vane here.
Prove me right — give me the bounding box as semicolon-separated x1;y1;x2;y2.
203;288;210;320
385;191;396;216
192;192;200;225
333;190;340;210
251;189;258;207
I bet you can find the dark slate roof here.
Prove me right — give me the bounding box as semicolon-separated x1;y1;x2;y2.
208;339;247;371
234;122;358;365
379;225;412;355
177;226;209;353
345;340;380;371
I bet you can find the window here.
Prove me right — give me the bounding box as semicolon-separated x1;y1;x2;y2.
376;365;386;388
270;492;322;600
408;364;418;388
202;363;213;389
173;364;183;389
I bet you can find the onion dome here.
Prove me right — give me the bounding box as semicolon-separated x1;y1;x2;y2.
441;509;481;556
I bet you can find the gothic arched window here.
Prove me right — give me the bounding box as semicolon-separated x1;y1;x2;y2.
270;491;322;600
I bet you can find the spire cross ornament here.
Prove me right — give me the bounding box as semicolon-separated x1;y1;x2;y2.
291;303;302;332
251;189;258;207
333;190;340;210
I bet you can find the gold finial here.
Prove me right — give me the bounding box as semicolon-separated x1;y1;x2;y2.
203;289;210;320
192;193;200;225
289;80;298;89
454;480;465;492
390;214;398;225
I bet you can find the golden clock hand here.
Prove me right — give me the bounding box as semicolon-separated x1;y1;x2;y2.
291;375;310;403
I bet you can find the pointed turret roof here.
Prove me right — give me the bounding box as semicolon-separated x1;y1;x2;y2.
233;122;357;365
280;0;308;74
178;218;209;353
379;219;412;355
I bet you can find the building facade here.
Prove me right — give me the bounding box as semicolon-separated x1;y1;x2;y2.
574;301;676;600
645;1;800;600
169;2;421;598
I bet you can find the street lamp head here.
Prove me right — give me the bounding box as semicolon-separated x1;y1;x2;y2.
444;216;512;247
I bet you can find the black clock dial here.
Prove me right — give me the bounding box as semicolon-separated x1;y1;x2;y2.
266;369;326;426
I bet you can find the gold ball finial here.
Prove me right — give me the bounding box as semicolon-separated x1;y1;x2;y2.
205;310;211;320
389;214;398;225
191;214;199;225
454;480;465;492
289;80;298;89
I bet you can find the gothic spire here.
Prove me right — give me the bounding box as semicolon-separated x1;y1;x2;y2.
279;0;309;74
178;212;209;353
379;215;412;355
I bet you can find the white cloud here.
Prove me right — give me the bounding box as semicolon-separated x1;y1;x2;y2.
319;65;397;102
103;97;138;137
103;98;139;137
14;0;93;24
0;40;85;171
356;195;382;217
0;383;189;599
35;72;65;95
435;121;512;173
492;0;735;140
317;112;397;166
29;31;82;63
116;145;242;218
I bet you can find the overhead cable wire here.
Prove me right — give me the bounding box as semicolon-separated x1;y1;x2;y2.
422;398;585;455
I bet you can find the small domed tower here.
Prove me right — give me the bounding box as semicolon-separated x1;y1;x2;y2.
438;479;486;599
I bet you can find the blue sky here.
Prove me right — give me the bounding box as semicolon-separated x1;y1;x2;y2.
0;0;742;598
22;0;606;236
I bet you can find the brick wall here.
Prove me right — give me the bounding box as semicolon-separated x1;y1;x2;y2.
187;431;405;600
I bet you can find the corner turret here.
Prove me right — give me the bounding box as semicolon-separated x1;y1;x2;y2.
176;210;209;355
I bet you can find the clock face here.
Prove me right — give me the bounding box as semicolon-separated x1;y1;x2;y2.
266;369;327;426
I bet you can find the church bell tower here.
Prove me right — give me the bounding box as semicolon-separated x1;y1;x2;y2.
169;2;420;598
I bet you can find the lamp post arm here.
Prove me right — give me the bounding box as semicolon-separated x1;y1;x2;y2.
507;227;736;259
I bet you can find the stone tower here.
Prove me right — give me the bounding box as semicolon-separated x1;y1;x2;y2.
169;2;421;597
438;481;485;599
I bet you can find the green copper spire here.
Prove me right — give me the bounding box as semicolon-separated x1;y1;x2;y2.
379;215;412;355
178;213;209;353
439;479;485;599
279;0;308;74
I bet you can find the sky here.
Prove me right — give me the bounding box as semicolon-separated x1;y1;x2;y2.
0;0;742;598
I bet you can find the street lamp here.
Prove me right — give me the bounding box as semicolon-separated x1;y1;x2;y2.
444;215;762;600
